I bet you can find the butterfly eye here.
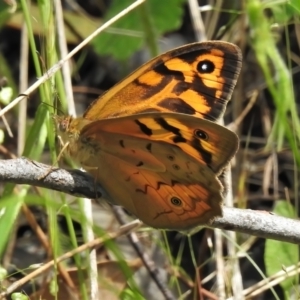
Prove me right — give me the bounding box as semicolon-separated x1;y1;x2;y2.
194;129;208;140
197;59;215;73
59;120;68;132
170;197;182;206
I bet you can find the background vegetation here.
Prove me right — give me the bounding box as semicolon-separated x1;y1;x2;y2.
0;0;299;299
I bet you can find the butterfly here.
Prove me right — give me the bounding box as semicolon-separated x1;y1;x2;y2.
55;41;242;230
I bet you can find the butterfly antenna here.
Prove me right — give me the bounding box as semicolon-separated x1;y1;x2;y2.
40;102;65;116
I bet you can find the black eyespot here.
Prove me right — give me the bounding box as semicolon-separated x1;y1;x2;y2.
194;129;208;140
172;164;180;171
167;155;175;161
197;60;215;74
170;197;182;206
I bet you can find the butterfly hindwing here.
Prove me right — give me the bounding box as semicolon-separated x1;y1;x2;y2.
81;112;239;175
86;152;223;230
75;112;238;229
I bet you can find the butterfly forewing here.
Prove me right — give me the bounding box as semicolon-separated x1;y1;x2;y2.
83;41;242;122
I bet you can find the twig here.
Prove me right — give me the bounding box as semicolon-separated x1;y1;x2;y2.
188;0;206;41
0;221;140;299
1;157;300;244
54;0;99;297
214;229;225;298
18;22;29;153
0;0;146;118
224;169;243;298
54;0;75;115
227;262;300;299
113;206;176;300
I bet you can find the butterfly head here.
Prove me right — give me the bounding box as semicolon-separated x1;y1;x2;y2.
53;115;94;149
53;115;72;138
52;115;81;147
54;115;72;132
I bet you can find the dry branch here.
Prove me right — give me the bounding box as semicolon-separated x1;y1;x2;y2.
0;157;299;244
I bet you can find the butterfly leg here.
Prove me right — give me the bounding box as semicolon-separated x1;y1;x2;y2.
38;140;70;180
82;165;105;202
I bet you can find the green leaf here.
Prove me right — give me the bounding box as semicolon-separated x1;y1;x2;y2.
0;194;24;257
267;3;297;23
246;0;300;167
93;0;186;60
290;0;300;13
23;104;49;159
265;201;298;293
11;293;30;300
147;0;186;34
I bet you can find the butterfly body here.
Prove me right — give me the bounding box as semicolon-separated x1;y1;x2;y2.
55;41;242;229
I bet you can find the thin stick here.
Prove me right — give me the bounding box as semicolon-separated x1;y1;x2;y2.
1;158;300;244
0;0;145;118
113;206;176;300
188;0;206;41
54;0;75;115
0;221;140;298
18;17;29;154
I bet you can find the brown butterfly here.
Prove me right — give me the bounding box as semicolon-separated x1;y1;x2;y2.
55;41;242;230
